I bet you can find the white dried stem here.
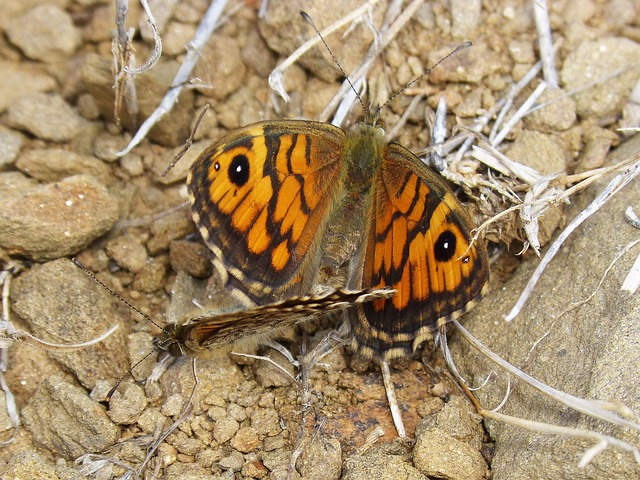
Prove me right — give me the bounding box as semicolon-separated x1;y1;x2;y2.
230;351;296;382
471;144;542;185
625;206;640;228
506;155;640;321
489;61;543;142
118;0;229;156
126;0;162;75
12;324;119;351
268;0;381;103
381;360;406;437
532;0;558;88
621;249;640;294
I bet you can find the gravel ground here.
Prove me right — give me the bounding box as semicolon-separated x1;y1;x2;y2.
0;1;638;479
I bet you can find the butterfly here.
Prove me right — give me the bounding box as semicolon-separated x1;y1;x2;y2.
186;112;489;362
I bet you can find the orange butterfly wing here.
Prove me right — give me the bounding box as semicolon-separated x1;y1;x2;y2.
352;142;489;360
188;120;346;299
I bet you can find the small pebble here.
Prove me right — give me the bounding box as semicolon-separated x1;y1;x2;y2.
105;235;149;273
0;129;23;168
5;5;81;62
230;426;260;453
16;149;111;184
213;416;239;444
6;93;84;142
108;384;148;425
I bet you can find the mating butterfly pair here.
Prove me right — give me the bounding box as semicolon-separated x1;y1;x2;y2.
177;115;489;361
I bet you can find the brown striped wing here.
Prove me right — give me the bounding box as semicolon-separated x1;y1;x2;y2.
350;142;489;361
169;287;395;355
187;120;346;297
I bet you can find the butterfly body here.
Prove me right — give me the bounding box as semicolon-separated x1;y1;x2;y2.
187;118;489;361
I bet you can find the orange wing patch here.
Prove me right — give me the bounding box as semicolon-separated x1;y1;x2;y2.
187;121;346;299
351;142;489;361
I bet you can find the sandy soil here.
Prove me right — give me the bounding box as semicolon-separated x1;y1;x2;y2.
0;1;639;479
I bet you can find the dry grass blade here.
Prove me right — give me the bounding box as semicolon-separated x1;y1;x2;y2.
532;0;558;87
0;266;23;444
621;250;640;294
444;320;640;466
506;154;640;321
11;324;119;351
118;0;230;156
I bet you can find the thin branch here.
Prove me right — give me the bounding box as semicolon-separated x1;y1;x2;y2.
506;154;640;321
118;0;230;156
532;0;558;88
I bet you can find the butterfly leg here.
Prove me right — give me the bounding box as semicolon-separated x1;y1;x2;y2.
380;360;406;438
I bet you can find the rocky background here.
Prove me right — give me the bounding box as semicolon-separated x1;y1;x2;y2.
0;0;639;479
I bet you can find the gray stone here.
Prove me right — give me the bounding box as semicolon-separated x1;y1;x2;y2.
451;136;640;479
5;93;84;142
450;0;481;38
524;87;577;132
427;42;502;83
21;377;119;459
343;452;426;480
561;37;640;118
0;129;23;168
5;5;81;62
107;383;148;425
1;450;83;480
297;436;342;480
0;175;120;261
16;149;112;184
413;396;487;480
0;171;39;197
11;258;130;389
194;35;247;101
213;416;239;444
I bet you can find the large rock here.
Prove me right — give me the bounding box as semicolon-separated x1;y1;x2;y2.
0;175;120;261
451;136;640;480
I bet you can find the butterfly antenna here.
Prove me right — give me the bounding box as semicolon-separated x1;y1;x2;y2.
300;11;368;117
377;41;473;117
71;258;167;333
106;349;161;400
72;258;174;400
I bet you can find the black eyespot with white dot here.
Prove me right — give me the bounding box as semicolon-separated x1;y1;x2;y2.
228;154;250;186
213;161;220;171
434;230;457;262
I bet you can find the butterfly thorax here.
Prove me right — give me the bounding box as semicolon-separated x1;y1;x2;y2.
343;122;385;193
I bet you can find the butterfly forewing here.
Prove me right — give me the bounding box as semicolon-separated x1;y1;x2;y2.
188;120;346;299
